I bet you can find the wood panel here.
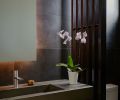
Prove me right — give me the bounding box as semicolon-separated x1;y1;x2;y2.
71;0;100;84
71;0;106;100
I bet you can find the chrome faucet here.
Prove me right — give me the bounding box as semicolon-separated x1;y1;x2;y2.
13;70;24;88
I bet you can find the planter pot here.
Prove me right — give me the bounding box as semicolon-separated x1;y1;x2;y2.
68;71;78;84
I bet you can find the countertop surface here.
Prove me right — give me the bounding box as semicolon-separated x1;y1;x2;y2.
0;79;93;100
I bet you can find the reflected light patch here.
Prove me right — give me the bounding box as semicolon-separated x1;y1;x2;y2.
107;0;119;48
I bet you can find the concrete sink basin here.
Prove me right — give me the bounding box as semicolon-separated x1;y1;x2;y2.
0;84;63;99
0;80;93;100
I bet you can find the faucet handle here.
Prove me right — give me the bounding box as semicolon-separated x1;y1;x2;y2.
14;76;24;81
18;77;24;81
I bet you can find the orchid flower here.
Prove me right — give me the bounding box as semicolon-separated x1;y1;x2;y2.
57;30;64;39
57;30;87;44
81;31;87;43
63;31;70;38
81;37;86;44
75;32;82;40
83;31;87;38
58;30;72;44
75;31;87;44
63;36;72;44
56;30;88;72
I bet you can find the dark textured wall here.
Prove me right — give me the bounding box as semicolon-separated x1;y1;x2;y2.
0;0;63;86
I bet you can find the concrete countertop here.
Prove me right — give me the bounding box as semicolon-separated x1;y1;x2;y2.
0;79;93;100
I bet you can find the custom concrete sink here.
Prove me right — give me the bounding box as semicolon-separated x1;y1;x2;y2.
0;80;93;100
0;84;63;99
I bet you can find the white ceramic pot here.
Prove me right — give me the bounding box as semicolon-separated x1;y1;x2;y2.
68;71;78;84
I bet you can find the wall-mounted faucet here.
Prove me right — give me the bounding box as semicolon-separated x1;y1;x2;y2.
13;70;24;88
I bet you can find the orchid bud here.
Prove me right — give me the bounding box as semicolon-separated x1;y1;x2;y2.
75;32;82;40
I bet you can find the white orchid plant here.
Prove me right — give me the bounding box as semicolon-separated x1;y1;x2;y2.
56;30;87;72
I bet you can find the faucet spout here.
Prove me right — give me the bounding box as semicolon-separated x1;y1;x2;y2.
13;70;23;88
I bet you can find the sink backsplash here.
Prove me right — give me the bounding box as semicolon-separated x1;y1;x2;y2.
0;48;62;86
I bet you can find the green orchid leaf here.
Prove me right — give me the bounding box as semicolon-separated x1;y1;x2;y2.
67;54;74;68
82;67;88;71
56;63;68;67
77;67;83;71
75;64;80;67
56;55;85;72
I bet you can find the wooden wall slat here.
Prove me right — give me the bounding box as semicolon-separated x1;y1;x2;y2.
76;0;79;63
71;0;100;84
71;0;104;99
71;0;74;56
86;0;92;85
